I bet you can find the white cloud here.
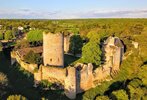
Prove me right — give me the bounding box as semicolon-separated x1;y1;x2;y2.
0;9;147;19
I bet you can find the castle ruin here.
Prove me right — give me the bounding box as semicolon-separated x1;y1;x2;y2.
11;34;124;99
43;32;64;67
103;36;124;71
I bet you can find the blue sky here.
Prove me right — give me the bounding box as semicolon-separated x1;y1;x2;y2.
0;0;147;19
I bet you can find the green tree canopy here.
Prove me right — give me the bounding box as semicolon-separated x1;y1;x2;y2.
130;24;144;34
27;30;43;42
4;30;15;40
0;31;3;40
69;34;83;55
82;31;103;66
127;78;147;100
111;89;128;100
7;95;27;100
0;42;2;51
24;50;42;64
82;41;102;66
96;96;109;100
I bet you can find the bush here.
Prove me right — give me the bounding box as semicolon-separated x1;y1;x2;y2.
15;40;30;49
24;50;42;64
40;80;52;89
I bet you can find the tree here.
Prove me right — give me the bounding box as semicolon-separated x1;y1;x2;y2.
96;96;109;100
111;89;128;100
24;50;42;64
127;78;146;100
0;42;2;51
130;24;144;34
82;42;102;66
69;34;83;55
27;30;43;42
15;40;30;49
7;95;27;100
4;30;15;40
82;31;103;66
87;31;101;42
0;31;3;40
137;65;147;85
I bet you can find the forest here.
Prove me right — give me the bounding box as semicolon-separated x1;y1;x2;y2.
0;19;147;100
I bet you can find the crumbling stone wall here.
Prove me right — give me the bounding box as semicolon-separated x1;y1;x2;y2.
64;35;70;53
11;36;124;99
65;67;76;99
11;52;121;100
34;65;76;99
75;63;94;93
103;37;124;71
34;65;66;84
11;51;38;73
43;32;64;67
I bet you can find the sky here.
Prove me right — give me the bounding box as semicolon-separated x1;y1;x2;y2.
0;0;147;19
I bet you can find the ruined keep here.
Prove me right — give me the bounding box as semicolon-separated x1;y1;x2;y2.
103;36;124;71
43;32;64;67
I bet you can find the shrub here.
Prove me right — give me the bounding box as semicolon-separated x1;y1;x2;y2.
24;50;42;64
15;40;30;49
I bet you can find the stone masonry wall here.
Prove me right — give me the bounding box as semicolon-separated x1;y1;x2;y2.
11;51;121;99
34;65;66;84
43;32;64;67
11;36;124;99
11;51;38;73
64;35;70;53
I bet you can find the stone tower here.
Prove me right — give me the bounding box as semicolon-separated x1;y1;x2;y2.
43;32;64;67
64;35;70;53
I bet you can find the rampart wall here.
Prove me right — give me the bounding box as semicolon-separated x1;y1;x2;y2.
11;51;38;73
11;51;120;99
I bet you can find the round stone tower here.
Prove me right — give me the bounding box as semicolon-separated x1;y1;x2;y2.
43;32;64;67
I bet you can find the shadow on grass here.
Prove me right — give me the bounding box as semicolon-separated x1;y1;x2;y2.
64;54;79;67
0;51;80;100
